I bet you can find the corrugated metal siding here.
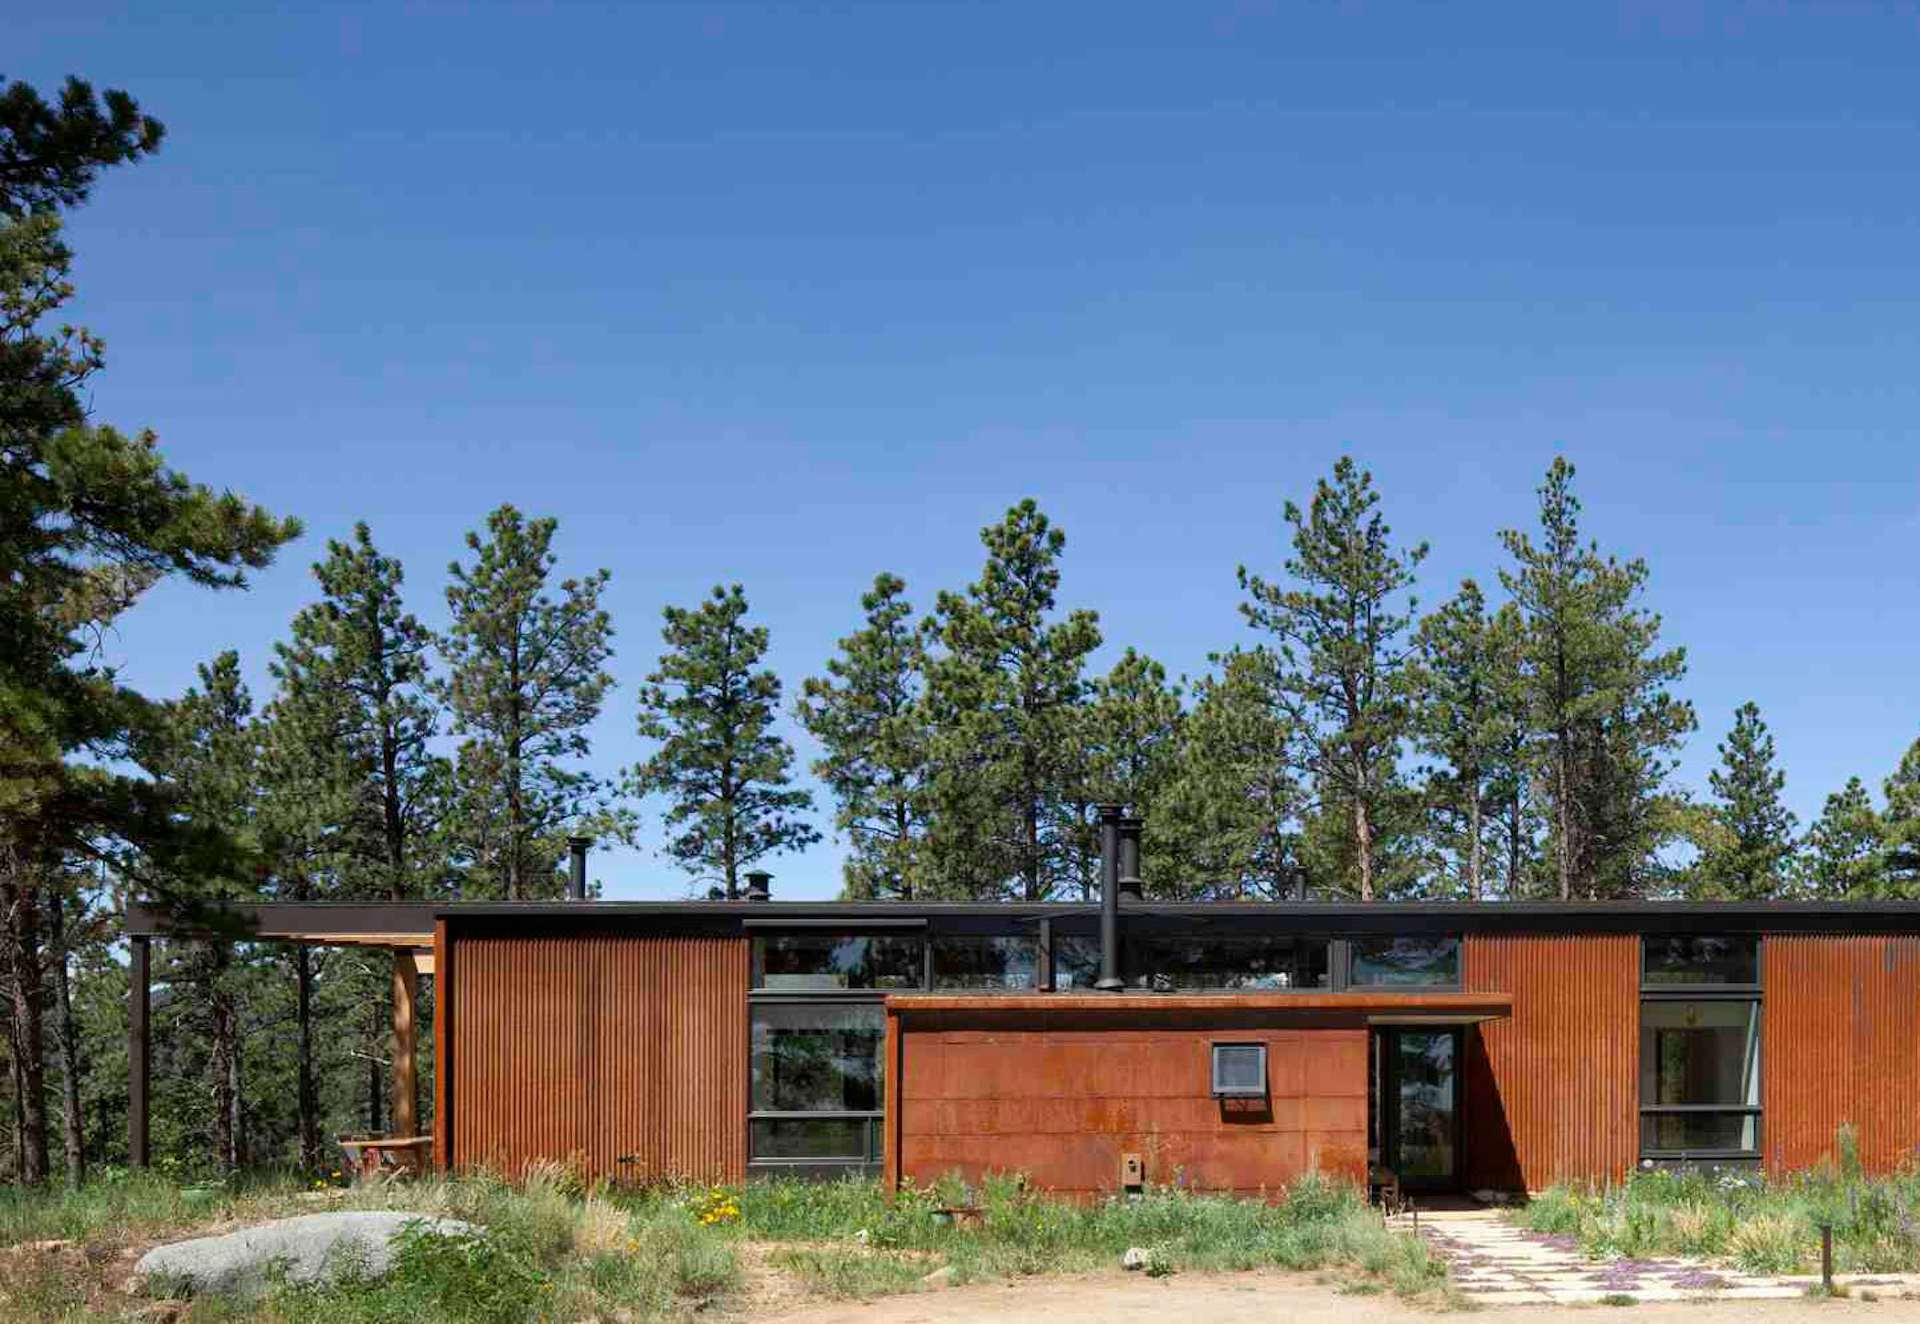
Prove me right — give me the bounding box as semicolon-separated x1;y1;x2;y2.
1765;935;1920;1174
1464;934;1638;1190
450;932;747;1182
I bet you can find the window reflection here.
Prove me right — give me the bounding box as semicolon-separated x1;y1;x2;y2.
1128;935;1331;990
932;935;1037;989
1350;936;1460;986
750;1003;884;1113
752;934;923;989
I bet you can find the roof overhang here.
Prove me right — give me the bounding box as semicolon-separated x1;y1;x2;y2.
125;902;435;970
883;990;1512;1023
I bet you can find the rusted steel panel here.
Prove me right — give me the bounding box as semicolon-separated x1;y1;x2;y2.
1765;935;1920;1174
449;932;747;1182
1464;934;1638;1190
892;1011;1368;1197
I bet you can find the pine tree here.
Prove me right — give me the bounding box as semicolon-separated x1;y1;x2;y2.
147;653;264;1174
265;523;448;1148
1411;580;1512;900
1239;457;1427;900
1881;737;1920;897
272;524;447;901
1077;650;1184;894
440;506;618;899
634;584;819;897
1797;777;1883;899
922;501;1102;900
1499;458;1694;899
1154;649;1302;899
1480;602;1545;898
797;575;931;899
0;79;296;1180
1694;702;1797;899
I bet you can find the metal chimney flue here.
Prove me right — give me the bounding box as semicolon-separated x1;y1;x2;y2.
1117;815;1144;901
567;836;591;900
744;869;773;902
1095;805;1124;991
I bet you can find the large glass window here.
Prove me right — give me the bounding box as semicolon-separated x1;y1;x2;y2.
752;933;923;990
1640;937;1761;1158
932;935;1037;990
1128;934;1331;991
750;1117;881;1163
750;1003;884;1113
1643;936;1758;986
1350;936;1460;986
1051;935;1103;990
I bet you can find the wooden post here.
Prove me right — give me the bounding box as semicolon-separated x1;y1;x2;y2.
128;936;150;1167
432;920;450;1173
391;949;418;1156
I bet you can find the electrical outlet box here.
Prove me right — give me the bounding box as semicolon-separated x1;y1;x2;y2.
1121;1152;1144;1188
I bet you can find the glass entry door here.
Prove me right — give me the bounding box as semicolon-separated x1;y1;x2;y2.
1382;1028;1461;1191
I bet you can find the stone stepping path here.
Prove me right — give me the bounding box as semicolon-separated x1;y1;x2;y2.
1394;1208;1920;1306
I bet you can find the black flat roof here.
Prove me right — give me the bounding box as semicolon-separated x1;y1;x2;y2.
125;897;1920;940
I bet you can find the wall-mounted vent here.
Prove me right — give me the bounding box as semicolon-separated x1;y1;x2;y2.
1211;1042;1268;1098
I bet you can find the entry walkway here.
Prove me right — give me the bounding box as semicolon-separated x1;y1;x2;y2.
1401;1208;1920;1305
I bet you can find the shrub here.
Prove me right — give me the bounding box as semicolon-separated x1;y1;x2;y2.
1729;1214;1805;1274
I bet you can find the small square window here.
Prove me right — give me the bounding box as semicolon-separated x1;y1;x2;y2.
1211;1042;1267;1098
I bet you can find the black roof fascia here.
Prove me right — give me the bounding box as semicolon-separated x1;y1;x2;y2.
127;898;1920;940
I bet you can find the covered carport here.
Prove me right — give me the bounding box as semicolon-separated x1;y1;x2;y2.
121;901;442;1169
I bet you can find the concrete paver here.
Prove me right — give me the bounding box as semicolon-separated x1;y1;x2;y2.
1400;1208;1920;1306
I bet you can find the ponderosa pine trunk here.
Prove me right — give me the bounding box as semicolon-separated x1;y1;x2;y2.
207;941;238;1172
294;949;319;1169
1352;745;1376;901
365;996;384;1134
228;1046;244;1169
1555;736;1574;901
2;870;50;1184
1466;783;1485;903
46;891;84;1185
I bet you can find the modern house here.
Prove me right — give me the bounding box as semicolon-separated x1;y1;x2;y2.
125;823;1920;1197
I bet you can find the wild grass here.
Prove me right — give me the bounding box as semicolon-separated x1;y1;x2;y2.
0;1165;313;1249
1518;1126;1920;1274
0;1166;1450;1321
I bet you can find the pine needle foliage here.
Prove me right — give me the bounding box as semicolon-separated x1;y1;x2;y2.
634;584;819;898
439;505;618;899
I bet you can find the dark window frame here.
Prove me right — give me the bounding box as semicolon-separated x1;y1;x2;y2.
1124;930;1336;992
1641;935;1761;990
1639;937;1764;1161
1347;935;1463;989
1210;1042;1269;1098
750;930;927;992
746;922;1037;1175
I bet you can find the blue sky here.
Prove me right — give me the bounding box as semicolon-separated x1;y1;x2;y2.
16;3;1920;899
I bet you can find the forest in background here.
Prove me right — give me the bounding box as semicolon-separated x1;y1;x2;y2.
4;75;1918;1185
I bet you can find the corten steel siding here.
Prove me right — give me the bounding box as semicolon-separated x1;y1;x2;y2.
1765;935;1920;1174
1463;934;1638;1190
448;931;748;1181
890;1011;1368;1196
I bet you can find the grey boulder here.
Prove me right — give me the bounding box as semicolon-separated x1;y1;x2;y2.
135;1211;474;1297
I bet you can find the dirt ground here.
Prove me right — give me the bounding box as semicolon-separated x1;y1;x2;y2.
761;1270;1920;1324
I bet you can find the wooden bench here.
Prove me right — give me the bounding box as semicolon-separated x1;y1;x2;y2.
338;1134;433;1181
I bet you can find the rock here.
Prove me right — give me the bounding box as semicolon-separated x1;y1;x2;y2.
921;1265;956;1288
1122;1246;1151;1271
131;1304;185;1323
133;1211;474;1298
